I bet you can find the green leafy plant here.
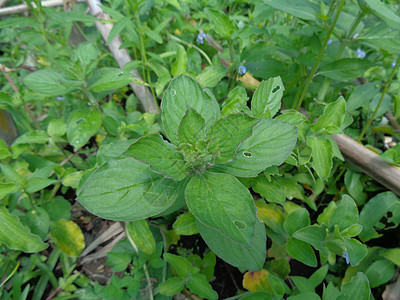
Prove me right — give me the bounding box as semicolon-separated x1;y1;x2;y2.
77;74;297;270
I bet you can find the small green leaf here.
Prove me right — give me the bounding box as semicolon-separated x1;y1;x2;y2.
164;253;193;279
171;44;187;77
126;220;156;255
204;8;237;39
173;212;199;236
0;183;19;199
0;207;48;252
252;177;286;205
88;68;133;92
144;27;163;44
67;110;102;151
186;172;256;246
72;42;99;67
307;137;333;180
0;164;25;185
196;63;227;88
107;16;131;45
62;171;84;189
177;107;206;145
158;276;185;296
26;178;57;193
221;86;249;116
50;219;85;257
329;195;359;231
124;134;188;181
311;97;346;134
344;238;367;266
286;237;317;267
381;248;400;266
346;83;379;113
25;207;50;240
13;130;49;145
42;198;71;221
251;76;284;118
293;225;327;256
207;114;259;164
161;75;220;145
187;273;218;300
77;156;184;221
284;208;310;236
48;119;67;137
197;218;266;271
265;0;320;21
106;252;131;272
365;259;395;288
213;118;297;177
0;139;11;160
23;70;80;96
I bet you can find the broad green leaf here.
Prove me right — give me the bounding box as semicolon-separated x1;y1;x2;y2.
318;59;372;81
144;27;163;44
106;252;131;272
293;225;327;256
363;0;400;29
88;68;133;92
284;208;310;236
344;238;367;266
107;16;131;45
265;0;320;21
42;197;71;221
187;273;218;300
204;8;237;39
72;42;99;66
0;207;48;252
307;137;333;180
67;110;102;151
13;130;49;145
161;75;220;145
173;212;199;236
346;83;379;112
186;172;256;246
252;178;286;205
0;164;25;185
171;44;187;77
158;277;185;296
207;114;259;164
48;119;66;137
197;218;266;271
359;192;400;242
124;134;188;181
213;118;297;177
337;272;371;300
0;183;19;199
311;97;346;134
126;220;156;255
25;207;50;240
50;219;85;257
221;86;249;116
23;70;80;96
26;177;57;193
308;265;329;289
381;248;400;266
286;237;317;267
344;170;366;205
62;171;84;189
329;195;359;231
177;107;206;145
323;282;341;300
196;63;227;88
77;156;185;221
243;269;282;294
164;253;193;279
365;259;395;288
251;77;284;118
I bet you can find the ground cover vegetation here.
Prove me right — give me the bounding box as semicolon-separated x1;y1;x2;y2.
1;0;400;299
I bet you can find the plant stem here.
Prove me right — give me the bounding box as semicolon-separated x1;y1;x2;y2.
125;223;154;300
317;10;367;102
168;33;213;65
294;0;345;110
358;56;400;141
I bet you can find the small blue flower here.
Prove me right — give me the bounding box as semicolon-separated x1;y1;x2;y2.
392;61;397;67
353;33;359;39
57;96;65;101
196;32;206;44
327;39;332;45
357;48;366;58
238;65;247;75
343;252;350;264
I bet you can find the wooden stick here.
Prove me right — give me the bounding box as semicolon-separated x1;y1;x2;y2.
332;134;400;197
85;0;159;114
0;0;84;16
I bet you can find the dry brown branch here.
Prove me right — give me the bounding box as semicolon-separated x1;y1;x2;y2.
0;0;84;16
86;0;159;114
332;134;400;197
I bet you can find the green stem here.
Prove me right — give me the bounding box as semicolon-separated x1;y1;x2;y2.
294;0;345;110
0;261;20;289
125;223;154;300
317;10;367;102
168;34;213;65
358;56;400;141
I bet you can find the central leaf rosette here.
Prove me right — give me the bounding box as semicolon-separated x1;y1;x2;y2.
77;74;297;250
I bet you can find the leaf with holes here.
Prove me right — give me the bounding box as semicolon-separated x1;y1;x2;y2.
251;77;284;118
